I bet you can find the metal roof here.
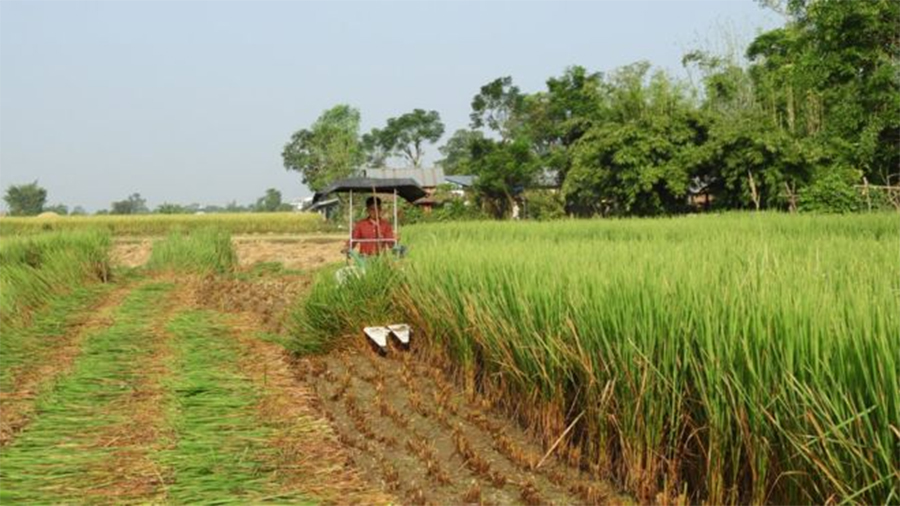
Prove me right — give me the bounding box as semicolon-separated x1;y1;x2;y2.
312;177;427;203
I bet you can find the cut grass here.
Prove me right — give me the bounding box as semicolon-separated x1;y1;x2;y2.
0;230;111;325
159;310;314;505
0;282;173;505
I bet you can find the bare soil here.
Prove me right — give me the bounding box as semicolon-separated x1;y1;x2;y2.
298;341;626;506
111;235;345;271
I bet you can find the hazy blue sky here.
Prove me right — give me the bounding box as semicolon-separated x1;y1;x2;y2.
1;1;782;212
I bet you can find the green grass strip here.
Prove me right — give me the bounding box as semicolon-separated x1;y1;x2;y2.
0;283;110;393
0;282;172;505
159;310;312;505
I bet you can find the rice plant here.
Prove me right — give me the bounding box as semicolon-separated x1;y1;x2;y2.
146;228;237;274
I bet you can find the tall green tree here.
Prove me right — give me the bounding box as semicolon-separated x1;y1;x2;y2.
254;188;289;212
282;105;363;192
363;109;445;167
565;69;701;216
437;129;484;175
470;77;526;141
469;137;539;218
748;0;899;184
3;181;47;216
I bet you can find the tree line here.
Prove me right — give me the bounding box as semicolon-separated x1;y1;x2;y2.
283;0;899;217
1;184;295;216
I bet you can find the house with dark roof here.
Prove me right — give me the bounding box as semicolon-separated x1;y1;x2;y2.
358;167;477;210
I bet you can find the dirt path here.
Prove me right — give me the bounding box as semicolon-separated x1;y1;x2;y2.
112;235;344;270
300;342;625;506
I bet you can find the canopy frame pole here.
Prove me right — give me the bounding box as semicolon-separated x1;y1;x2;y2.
348;190;354;260
393;188;399;244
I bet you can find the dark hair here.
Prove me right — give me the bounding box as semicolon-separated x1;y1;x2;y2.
365;196;382;209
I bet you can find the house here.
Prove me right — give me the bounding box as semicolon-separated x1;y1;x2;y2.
359;167;477;211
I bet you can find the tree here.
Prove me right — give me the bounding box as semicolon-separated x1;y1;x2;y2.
254;188;290;212
564;70;701;216
110;193;148;215
469;137;539;218
3;181;47;216
155;203;188;214
437;129;485;175
364;109;445;167
470;76;526;140
43;203;69;215
748;0;900;184
282;105;363;192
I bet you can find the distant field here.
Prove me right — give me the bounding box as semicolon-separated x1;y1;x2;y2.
0;212;331;236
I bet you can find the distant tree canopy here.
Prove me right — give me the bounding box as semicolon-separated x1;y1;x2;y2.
363;109;445;168
278;0;897;218
4;181;47;216
282;105;363;192
437;129;485;175
254;188;292;212
110;193;149;215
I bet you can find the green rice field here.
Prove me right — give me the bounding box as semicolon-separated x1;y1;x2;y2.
302;212;900;504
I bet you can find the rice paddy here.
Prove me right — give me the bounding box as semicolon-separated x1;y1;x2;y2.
0;211;329;236
1;211;897;505
392;212;900;504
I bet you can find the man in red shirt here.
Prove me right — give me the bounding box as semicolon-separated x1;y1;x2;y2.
347;196;396;256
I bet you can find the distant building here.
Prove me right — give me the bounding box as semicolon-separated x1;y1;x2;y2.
359;167;477;211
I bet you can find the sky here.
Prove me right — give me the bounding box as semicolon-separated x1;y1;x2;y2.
0;0;783;213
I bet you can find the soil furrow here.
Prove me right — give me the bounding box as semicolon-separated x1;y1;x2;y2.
304;342;625;505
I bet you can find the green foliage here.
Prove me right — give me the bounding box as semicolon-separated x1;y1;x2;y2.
254;188;292;212
42;203;69;215
798;168;863;213
522;190;565;220
363;109;445;167
110;192;149;215
747;0;899;184
436;129;484;175
470;137;539;218
470;76;526;140
155;202;189;214
3;181;47;216
565;70;698;216
146;228;237;274
282;104;363;192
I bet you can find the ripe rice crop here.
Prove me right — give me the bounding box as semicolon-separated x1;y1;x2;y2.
0;212;329;236
296;211;900;504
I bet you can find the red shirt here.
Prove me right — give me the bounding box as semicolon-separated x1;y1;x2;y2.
351;218;396;256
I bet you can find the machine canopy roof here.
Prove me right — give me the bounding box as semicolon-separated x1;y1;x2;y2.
312;177;427;204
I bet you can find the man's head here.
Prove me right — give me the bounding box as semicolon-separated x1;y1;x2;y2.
365;196;382;219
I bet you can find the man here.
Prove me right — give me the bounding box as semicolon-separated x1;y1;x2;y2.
347;196;396;256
